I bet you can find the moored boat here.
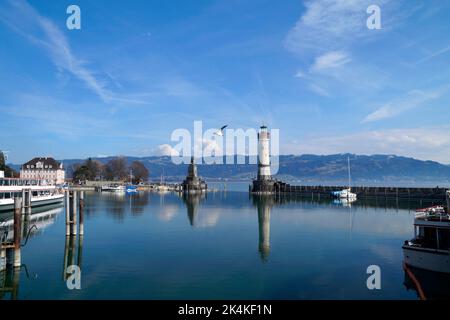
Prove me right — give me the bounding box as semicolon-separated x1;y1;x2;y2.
0;176;64;212
101;184;126;192
403;201;450;274
126;185;138;193
331;156;357;200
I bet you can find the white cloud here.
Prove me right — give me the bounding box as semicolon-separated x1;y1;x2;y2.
362;88;445;122
283;126;450;164
155;144;179;157
285;0;388;54
294;70;307;78
310;51;351;72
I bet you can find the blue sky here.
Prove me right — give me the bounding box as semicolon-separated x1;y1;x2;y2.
1;0;450;164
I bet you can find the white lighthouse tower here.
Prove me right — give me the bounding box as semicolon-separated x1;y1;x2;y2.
257;125;271;180
251;125;275;193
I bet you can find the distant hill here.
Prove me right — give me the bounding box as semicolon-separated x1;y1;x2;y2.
9;154;450;186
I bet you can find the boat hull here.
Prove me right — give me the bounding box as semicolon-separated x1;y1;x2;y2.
403;245;450;274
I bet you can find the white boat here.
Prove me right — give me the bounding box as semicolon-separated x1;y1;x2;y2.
0;177;64;212
155;171;171;193
155;184;170;193
332;156;357;200
101;184;126;192
403;206;450;274
336;188;357;200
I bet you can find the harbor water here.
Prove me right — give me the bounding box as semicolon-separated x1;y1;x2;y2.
0;186;446;300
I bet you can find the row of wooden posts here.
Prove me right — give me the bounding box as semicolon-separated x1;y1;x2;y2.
1;190;84;273
0;191;32;272
65;190;85;236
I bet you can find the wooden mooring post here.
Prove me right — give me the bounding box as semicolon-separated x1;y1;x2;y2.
65;190;84;236
13;198;22;268
447;190;450;213
79;191;84;236
21;189;32;238
65;191;70;236
71;191;77;236
63;190;85;281
0;247;6;272
1;198;23;271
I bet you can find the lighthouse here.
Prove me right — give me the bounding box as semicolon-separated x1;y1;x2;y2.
251;125;275;193
257;125;271;180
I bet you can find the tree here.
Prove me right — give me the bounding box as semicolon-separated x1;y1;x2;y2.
72;165;90;183
130;161;149;183
85;158;104;180
0;151;5;170
72;158;105;182
104;157;128;181
0;151;17;178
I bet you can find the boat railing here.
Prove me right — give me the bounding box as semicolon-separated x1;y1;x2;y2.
0;178;51;187
414;211;450;221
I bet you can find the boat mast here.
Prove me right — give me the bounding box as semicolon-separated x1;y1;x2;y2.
348;156;351;192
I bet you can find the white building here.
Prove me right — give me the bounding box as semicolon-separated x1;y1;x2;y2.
20;157;65;185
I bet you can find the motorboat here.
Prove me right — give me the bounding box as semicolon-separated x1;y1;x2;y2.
403;204;450;274
101;184;126;192
0;177;64;212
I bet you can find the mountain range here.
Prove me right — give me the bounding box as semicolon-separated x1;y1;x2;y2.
9;154;450;187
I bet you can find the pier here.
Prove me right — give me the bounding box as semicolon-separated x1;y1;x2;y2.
272;183;448;201
250;126;449;202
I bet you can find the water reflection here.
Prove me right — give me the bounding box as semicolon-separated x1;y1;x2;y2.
404;265;450;300
0;204;62;243
270;193;440;212
252;195;274;262
96;192;149;221
1;204;62;300
3;191;449;299
182;193;206;227
0;267;20;300
63;235;83;281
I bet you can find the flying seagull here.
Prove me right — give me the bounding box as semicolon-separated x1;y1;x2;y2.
214;125;228;136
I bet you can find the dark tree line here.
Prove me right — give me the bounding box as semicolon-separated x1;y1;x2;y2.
73;157;149;184
0;151;18;177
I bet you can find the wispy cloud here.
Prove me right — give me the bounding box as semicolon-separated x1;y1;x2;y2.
362;88;445;123
310;51;351;73
0;0;131;103
285;0;391;54
283;126;450;164
416;44;450;64
308;83;330;97
286;0;398;97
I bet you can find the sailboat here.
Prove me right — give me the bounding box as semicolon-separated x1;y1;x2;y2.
156;170;170;192
126;169;138;193
332;156;357;200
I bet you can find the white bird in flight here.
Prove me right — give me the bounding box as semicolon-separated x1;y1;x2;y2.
214;125;228;136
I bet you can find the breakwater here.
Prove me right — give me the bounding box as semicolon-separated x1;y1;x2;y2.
273;182;448;201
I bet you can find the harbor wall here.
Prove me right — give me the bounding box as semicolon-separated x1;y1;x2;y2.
273;183;447;201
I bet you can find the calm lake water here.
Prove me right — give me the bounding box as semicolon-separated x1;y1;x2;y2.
0;186;445;300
